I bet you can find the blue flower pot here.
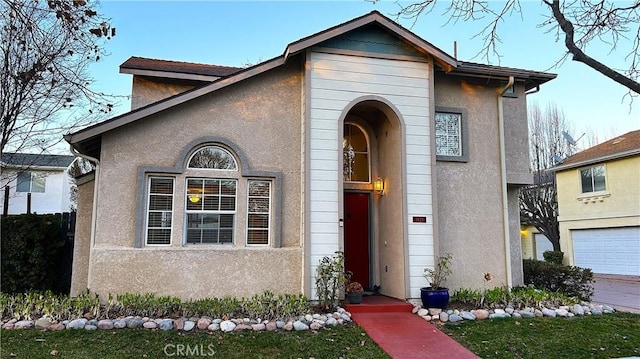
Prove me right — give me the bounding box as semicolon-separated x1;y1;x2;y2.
420;287;449;309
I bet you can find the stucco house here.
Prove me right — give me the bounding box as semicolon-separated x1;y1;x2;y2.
553;130;640;276
65;12;556;300
1;152;76;215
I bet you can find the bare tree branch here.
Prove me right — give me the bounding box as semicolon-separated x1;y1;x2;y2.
0;0;121;156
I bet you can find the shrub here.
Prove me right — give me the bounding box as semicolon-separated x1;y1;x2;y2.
315;251;350;310
523;259;594;300
0;214;68;294
543;250;564;264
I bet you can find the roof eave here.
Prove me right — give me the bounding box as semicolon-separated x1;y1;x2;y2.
119;67;222;82
553;148;640;171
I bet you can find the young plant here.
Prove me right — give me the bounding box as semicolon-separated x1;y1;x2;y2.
423;253;453;289
315;251;350;310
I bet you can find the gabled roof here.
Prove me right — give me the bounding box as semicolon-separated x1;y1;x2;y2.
65;10;556;159
120;56;242;82
1;153;75;170
553;130;640;171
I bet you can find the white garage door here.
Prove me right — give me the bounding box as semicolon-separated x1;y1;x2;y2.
572;227;640;276
535;233;554;260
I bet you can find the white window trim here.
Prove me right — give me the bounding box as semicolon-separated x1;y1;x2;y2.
246;179;272;246
183;178;238;245
343;122;372;184
579;164;607;195
145;176;174;246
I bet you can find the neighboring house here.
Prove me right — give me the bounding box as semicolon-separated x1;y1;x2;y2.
520;225;554;260
0;153;76;215
554;130;640;276
64;12;556;300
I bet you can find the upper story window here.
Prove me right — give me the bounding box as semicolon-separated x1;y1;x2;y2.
580;164;606;193
435;109;468;162
435;112;461;156
16;171;46;193
188;146;237;170
343;123;370;182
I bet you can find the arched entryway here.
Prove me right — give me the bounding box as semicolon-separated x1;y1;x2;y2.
340;99;406;299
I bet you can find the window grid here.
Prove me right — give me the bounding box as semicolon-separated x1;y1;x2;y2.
185;178;237;244
146;177;174;245
16;171;46;193
580;165;606;193
435;112;462;157
246;180;271;245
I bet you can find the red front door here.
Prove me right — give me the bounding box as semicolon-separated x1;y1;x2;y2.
344;192;370;289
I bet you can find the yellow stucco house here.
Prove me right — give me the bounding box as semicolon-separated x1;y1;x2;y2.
554;130;640;276
520;225;554;261
64;12;556;300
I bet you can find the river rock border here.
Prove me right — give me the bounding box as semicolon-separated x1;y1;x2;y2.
1;307;353;332
411;301;616;323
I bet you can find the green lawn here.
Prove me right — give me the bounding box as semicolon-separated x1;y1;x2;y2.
2;313;639;358
0;324;390;359
441;312;640;359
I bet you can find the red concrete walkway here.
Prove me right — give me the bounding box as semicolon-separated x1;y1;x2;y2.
346;296;479;359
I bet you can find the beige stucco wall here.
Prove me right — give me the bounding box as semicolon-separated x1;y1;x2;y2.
87;61;304;300
557;155;640;265
433;74;527;291
69;174;94;296
130;76;198;110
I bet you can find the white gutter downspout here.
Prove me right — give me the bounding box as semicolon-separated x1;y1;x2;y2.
70;145;100;292
498;76;514;288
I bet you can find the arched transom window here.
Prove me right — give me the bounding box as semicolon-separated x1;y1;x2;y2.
188;146;237;170
343;123;370;182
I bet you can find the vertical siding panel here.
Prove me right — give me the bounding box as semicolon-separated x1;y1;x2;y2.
308;51;433;299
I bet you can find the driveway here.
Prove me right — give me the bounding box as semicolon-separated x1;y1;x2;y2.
591;274;640;313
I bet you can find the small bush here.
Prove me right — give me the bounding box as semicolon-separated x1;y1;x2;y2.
543;250;564;265
523;259;594;300
315;251;349;311
1;214;68;294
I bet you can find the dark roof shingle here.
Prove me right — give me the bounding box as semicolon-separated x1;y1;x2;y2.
120;56;242;78
1;153;76;169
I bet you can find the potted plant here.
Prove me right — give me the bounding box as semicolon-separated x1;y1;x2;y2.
345;281;364;304
420;253;453;309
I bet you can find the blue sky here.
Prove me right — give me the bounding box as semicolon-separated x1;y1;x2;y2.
90;1;639;146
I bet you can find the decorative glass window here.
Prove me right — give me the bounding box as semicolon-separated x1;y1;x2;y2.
247;180;271;245
185;178;236;244
580;165;606;193
16;171;46;193
343;123;369;182
188;146;237;170
146;177;174;245
435;112;462;157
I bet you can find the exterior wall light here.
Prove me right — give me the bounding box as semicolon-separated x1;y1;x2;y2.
374;177;385;196
189;194;200;203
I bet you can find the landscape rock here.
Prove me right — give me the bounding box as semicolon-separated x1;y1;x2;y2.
183;321;196;332
542;308;557;317
460;312;476;321
417;308;429;317
572;304;584;316
449;314;463;323
266;322;278;331
97;319;114;330
208;323;220;331
159;319;173;331
252;324;266;331
283;322;293;331
35;318;52;330
84;325;97;331
173;318;184;330
113;319;127;329
439;312;449;322
197;318;211;330
293;320;309;331
66;319;86;330
428;308;442;316
220;320;236;332
325;317;338;326
310;322;323;330
473;309;489;320
143;321;157;329
555;309;569;317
